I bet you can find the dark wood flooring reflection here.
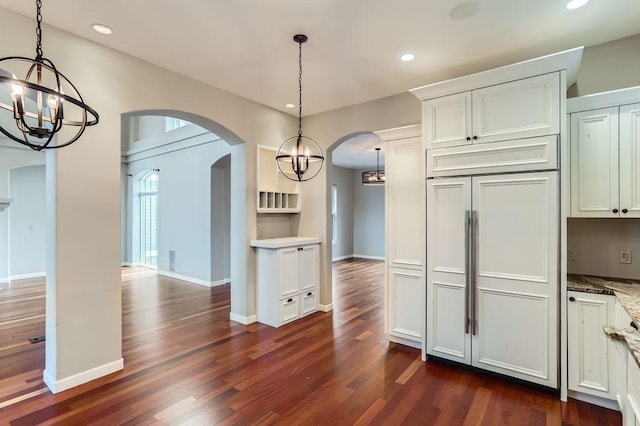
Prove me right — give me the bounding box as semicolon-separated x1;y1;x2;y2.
0;259;621;425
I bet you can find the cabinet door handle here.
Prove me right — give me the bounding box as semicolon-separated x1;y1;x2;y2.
472;136;478;140
307;292;312;296
569;296;575;302
613;208;619;214
464;210;471;334
466;136;471;141
471;210;478;336
631;321;638;331
622;208;629;214
287;298;293;303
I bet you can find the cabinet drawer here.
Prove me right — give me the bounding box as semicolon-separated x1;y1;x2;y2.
299;289;318;317
278;296;299;326
427;135;557;177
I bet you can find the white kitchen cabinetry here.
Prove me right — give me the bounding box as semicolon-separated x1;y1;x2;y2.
427;171;558;387
567;291;616;401
256;145;301;213
251;237;320;327
376;125;424;350
423;73;560;150
569;88;640;218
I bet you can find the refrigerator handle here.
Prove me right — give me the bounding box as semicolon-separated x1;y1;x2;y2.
464;210;471;334
471;210;478;336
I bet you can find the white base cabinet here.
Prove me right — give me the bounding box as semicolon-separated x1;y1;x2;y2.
567;291;616;401
251;238;320;328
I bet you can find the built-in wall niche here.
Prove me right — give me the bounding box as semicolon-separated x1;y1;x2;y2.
567;218;640;280
256;145;301;213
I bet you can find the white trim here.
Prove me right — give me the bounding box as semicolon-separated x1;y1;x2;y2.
568;86;640;113
120;262;141;267
318;303;333;312
9;272;46;281
43;358;124;394
229;312;256;325
157;270;215;287
375;124;421;141
389;335;422;350
353;254;385;261
410;47;583;101
567;391;621;411
124;131;223;163
0;277;8;284
211;278;231;287
332;254;353;262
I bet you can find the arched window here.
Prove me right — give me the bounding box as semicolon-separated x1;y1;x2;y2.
139;171;159;267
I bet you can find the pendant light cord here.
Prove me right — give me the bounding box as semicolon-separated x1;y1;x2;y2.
35;0;43;60
298;40;303;137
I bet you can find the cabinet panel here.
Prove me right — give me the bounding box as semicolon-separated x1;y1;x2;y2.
386;136;424;269
620;104;640;218
277;248;300;299
424;92;472;149
472;73;560;144
570;108;619;217
298;245;319;292
388;268;423;342
299;290;318;317
568;292;615;399
278;297;299;326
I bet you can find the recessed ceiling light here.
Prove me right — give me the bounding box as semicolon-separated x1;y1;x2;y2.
449;2;479;20
400;53;415;62
285;103;295;108
566;0;588;9
91;23;112;35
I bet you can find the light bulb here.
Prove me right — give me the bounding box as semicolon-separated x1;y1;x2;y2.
10;74;24;97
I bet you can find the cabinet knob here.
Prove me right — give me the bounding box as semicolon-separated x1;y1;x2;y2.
472;136;478;140
631;321;638;331
613;208;619;214
307;292;312;296
622;208;629;214
466;136;471;141
569;296;575;302
287;298;293;303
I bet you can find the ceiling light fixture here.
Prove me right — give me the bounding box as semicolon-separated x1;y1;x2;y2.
566;0;588;9
276;34;324;182
285;103;295;108
400;53;415;62
91;23;112;35
362;147;385;186
0;0;99;151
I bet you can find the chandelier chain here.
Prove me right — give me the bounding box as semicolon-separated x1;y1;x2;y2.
297;40;303;137
35;0;43;59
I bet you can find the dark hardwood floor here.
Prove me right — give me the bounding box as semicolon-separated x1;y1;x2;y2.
0;259;621;425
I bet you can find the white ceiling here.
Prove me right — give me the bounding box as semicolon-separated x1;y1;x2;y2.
1;0;639;119
332;133;385;170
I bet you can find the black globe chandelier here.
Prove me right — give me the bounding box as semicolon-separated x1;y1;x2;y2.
276;34;324;182
0;0;99;151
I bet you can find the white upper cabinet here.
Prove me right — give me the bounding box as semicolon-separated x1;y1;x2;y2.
424;73;560;150
569;91;640;218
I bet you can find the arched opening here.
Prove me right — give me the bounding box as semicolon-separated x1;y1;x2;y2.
139;170;159;268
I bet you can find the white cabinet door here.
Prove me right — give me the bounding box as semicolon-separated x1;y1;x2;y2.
388;268;423;345
386;136;424;270
298;244;319;292
570;107;620;217
472;73;560;144
424;92;472;150
471;171;558;388
620;103;640;218
277;247;300;299
426;177;472;363
567;291;616;399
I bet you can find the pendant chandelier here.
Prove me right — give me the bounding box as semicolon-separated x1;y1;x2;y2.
362;147;385;186
276;34;324;182
0;0;99;151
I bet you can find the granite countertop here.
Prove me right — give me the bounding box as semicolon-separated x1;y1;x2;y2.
568;274;640;367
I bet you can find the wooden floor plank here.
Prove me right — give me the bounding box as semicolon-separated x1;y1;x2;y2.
0;259;622;425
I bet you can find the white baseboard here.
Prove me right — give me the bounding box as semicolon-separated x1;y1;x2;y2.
43;358;124;394
211;278;231;287
121;262;140;267
0;277;8;284
567;391;621;411
389;335;422;350
157;270;215;287
353;254;385;261
332;255;353;262
230;312;257;325
318;303;333;312
9;272;46;281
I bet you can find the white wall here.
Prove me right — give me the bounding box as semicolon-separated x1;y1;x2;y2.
8;165;46;278
353;169;385;260
567;218;640;280
0;145;45;283
211;155;231;285
124;125;232;284
331;166;354;260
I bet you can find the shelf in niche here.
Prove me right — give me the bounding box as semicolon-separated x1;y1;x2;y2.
257;191;300;213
